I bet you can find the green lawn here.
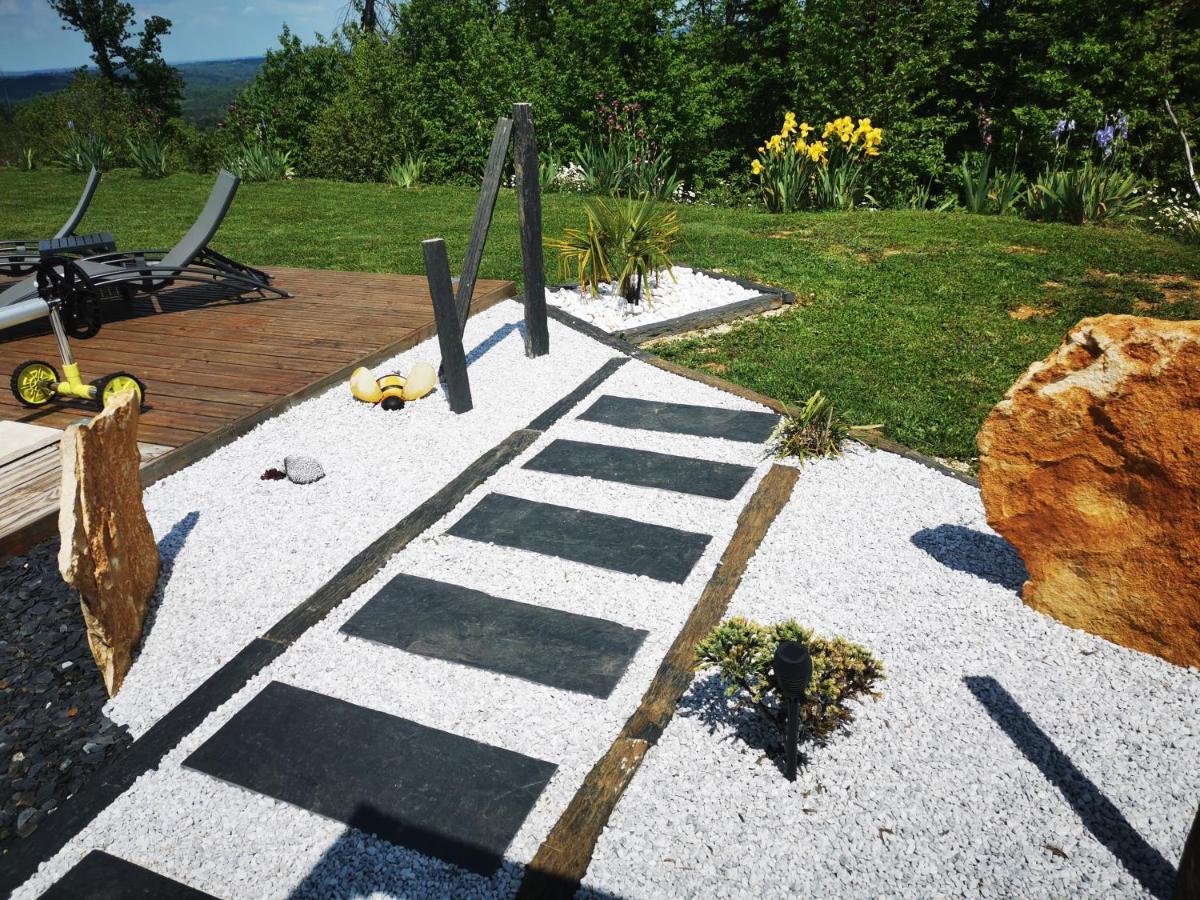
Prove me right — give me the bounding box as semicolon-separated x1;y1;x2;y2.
3;169;1198;462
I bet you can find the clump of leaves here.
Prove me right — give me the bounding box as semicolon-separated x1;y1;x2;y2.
769;390;880;461
546;197;679;305
387;153;426;189
695;616;885;742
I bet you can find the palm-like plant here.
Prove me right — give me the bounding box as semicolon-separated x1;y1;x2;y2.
546;198;680;305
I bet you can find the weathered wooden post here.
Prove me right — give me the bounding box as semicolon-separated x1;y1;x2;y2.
456;115;514;332
423;238;473;414
512;102;549;358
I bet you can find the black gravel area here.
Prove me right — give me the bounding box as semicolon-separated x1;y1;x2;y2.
0;541;133;854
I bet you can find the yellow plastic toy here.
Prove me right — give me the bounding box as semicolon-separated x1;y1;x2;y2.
349;362;437;410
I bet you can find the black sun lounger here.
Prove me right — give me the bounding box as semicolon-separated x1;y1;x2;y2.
0;167;101;276
0;169;287;333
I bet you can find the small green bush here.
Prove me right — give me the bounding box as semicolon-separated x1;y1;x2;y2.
546;198;679;304
386;154;426;188
769;391;880;462
695;617;885;742
126;136;170;178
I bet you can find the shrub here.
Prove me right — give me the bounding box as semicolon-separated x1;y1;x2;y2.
58;126;113;172
126;135;170;178
751;113;883;212
959;151;1025;215
386;154;426;188
1145;188;1200;245
769;391;880;462
546;198;679;305
695;617;885;743
576;96;681;201
228;134;294;181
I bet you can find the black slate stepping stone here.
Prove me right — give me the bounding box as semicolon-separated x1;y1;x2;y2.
38;850;215;899
523;438;755;500
341;573;647;698
578;394;779;443
447;494;711;583
183;681;556;876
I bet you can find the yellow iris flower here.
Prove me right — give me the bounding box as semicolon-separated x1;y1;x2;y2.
751;159;763;175
799;122;813;138
794;137;808;155
766;134;785;154
781;111;798;137
808;140;829;163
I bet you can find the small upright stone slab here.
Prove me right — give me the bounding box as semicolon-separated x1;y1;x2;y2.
183;681;556;876
578;395;779;443
447;493;711;583
523;438;755;500
39;851;215;899
341;573;647;697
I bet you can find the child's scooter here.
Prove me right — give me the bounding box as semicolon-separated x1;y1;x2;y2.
9;258;145;410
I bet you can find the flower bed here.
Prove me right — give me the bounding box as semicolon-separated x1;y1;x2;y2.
546;267;792;343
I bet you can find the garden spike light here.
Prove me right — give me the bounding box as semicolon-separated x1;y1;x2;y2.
773;640;813;781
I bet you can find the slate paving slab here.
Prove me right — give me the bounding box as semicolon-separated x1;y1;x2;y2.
183;681;557;876
523;438;756;500
447;494;712;583
577;395;779;443
38;850;215;899
341;574;648;698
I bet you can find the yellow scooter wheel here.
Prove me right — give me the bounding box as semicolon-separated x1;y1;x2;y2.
11;360;60;408
94;372;146;409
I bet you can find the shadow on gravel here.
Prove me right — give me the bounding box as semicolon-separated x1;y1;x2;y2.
466;321;526;367
911;524;1027;593
685;672;811;777
964;675;1176;899
286;803;628;899
137;511;200;647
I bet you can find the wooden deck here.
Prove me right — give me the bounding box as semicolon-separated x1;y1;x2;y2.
0;267;516;554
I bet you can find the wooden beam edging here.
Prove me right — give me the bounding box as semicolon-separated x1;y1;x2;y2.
539;302;979;488
0;280;517;566
0;354;630;894
615;292;785;345
516;464;801;900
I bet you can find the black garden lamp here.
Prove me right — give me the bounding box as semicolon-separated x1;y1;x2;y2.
773;640;813;782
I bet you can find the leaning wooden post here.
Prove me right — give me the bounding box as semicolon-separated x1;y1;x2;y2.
512;102;549;357
456;115;513;333
423;238;473;414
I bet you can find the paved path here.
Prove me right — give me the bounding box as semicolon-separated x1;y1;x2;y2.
15;363;780;898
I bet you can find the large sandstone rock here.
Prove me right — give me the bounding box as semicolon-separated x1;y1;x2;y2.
978;315;1200;668
58;390;159;695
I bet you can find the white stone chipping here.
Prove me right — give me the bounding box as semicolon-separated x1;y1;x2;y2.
545;266;761;333
13;358;777;900
106;302;618;735
14;303;1197;900
580;446;1200;900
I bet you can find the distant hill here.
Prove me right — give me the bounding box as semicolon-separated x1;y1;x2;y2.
0;57;264;128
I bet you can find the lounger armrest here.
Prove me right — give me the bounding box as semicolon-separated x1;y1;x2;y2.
86;249;172;266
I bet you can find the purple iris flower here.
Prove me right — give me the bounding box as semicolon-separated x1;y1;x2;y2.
1095;124;1116;158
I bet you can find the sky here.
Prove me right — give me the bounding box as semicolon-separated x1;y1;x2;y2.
0;0;345;73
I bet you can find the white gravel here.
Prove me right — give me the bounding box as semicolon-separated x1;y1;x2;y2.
580;446;1200;900
546;267;761;333
13;358;779;899
106;302;619;735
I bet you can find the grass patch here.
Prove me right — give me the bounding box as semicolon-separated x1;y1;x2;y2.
2;169;1197;462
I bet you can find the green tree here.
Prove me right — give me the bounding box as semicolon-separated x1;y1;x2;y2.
47;0;183;117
